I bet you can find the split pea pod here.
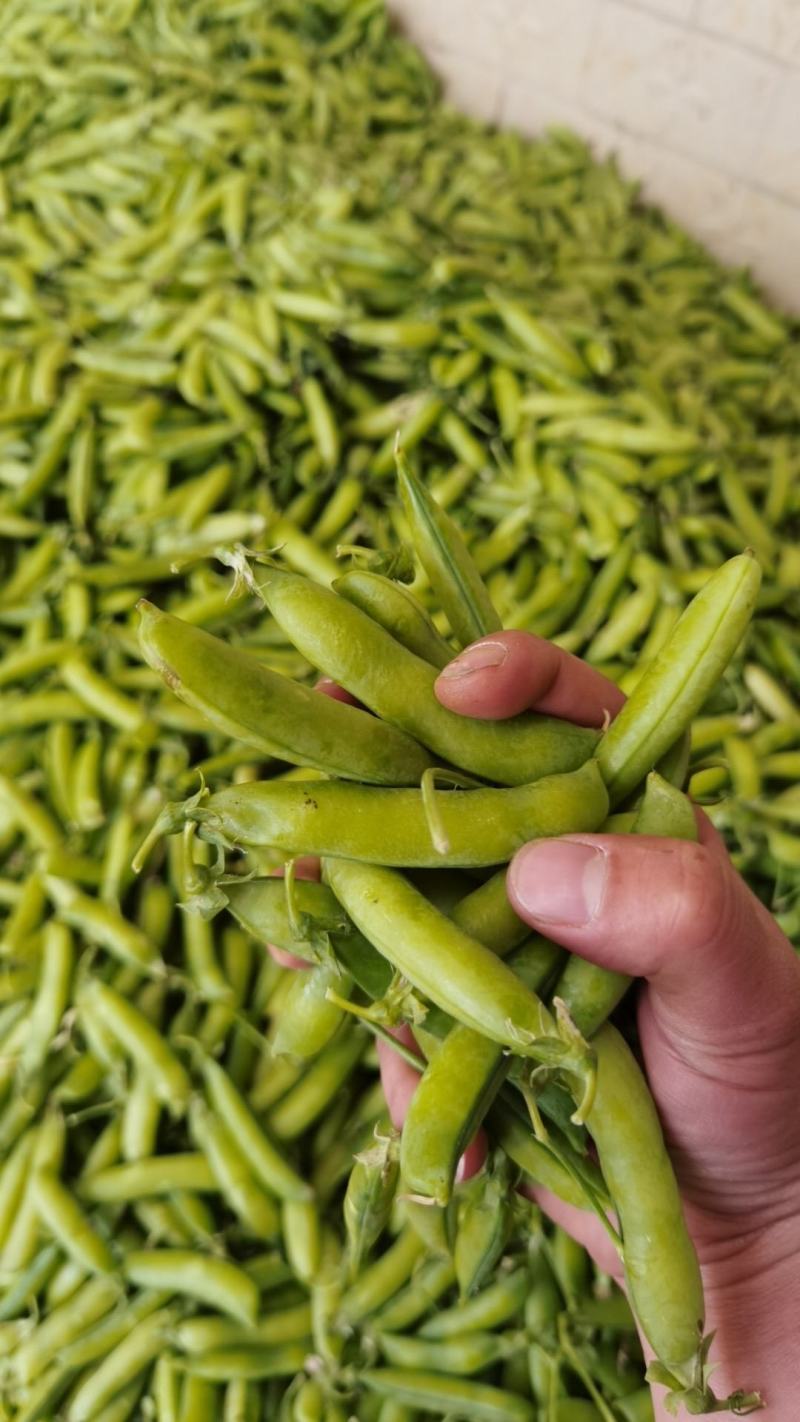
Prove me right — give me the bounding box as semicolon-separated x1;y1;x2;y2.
597;553;761;805
137;601;433;786
197;757;609;868
257;565;598;784
333;569;453;669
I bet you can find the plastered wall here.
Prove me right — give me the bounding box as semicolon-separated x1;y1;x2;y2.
390;0;800;313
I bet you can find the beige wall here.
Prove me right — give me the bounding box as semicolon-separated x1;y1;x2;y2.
390;0;800;313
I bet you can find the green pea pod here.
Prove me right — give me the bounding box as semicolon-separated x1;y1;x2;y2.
137;601;433;787
270;959;352;1060
419;1266;528;1340
374;1329;517;1376
177;1343;309;1381
395;452;501;647
587;1025;704;1378
360;1367;535;1421
79;980;190;1116
278;1196;320;1288
67;1305;183;1422
257;565;598;785
122;1251;259;1327
31;1171;115;1275
552;771;697;1037
488;1098;610;1214
343;1125;400;1277
597;553;761;806
198;1051;312;1202
372;1254;457;1332
333;569;453;669
224;877;392;1003
267;1026;366;1142
453;1154;515;1298
337;1226;425;1327
322;861;593;1095
401;936;563;1205
197;757;609;869
188;1099;280;1241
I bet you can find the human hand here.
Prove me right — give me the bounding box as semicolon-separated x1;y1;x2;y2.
421;629;800;1418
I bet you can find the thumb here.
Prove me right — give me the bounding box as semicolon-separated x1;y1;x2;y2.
506;821;800;1055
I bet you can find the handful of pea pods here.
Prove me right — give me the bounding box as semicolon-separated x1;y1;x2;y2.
131;454;763;1416
0;0;796;1416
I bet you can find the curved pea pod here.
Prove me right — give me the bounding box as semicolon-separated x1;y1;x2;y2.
122;1250;259;1326
78;979;191;1117
395;454;501;647
270;959;353;1060
197;757;609;869
31;1170;115;1275
66;1305;183;1422
322;861;594;1107
44;876;162;972
421;1266;528;1342
224;878;392;1002
337;1226;425;1327
372;1254;456;1332
343;1126;400;1278
597;553;761;806
374;1329;519;1377
453;1155;515;1299
587;1024;704;1374
198;1052;311;1202
333;568;453;668
188;1099;280;1241
360;1367;536;1421
488;1099;610;1214
400;935;562;1205
551;771;697;1037
257;565;598;785
137;600;434;787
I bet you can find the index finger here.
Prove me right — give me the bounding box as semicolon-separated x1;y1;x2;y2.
434;630;625;729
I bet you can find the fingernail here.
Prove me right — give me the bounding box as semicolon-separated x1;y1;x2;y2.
438;641;508;680
510;841;606;926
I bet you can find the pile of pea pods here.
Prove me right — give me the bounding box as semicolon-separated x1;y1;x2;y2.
0;0;797;1418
